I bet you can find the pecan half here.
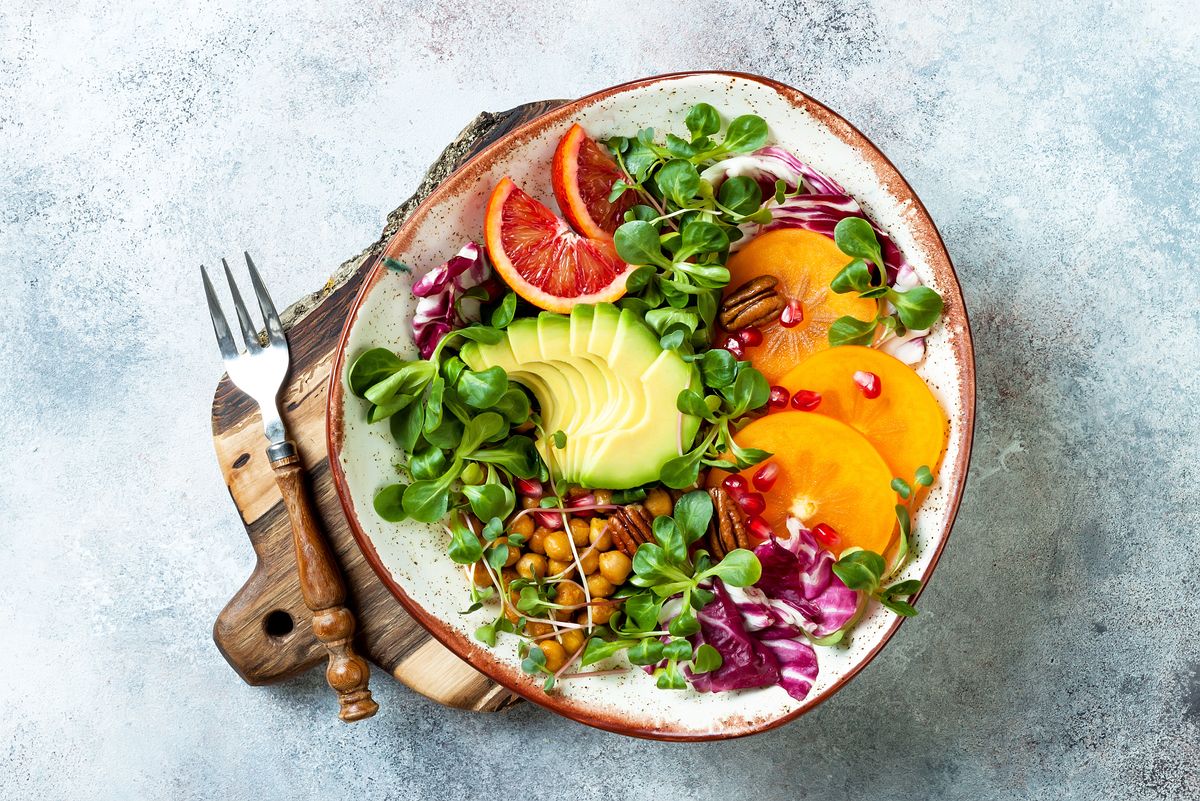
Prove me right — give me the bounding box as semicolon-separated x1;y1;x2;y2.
707;487;753;559
609;504;655;557
718;276;785;330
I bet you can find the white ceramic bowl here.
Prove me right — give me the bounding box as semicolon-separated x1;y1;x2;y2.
328;72;975;740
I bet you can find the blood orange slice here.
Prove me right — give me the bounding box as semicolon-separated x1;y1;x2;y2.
484;177;636;313
552;123;639;239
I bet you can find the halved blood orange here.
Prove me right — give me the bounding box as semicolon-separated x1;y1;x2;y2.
551;123;639;239
725;229;877;383
484;177;636;313
710;411;897;556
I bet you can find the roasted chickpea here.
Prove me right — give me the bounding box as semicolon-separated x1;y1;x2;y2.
547;558;574;576
568;518;590;546
504;605;521;625
583;601;617;625
559;629;586;655
544;530;574;562
593;489;613;506
500;567;519;586
509;515;534;538
589;518;612;550
586;573;615;598
576;548;599;575
470;561;491;587
528;527;550;555
598;551;632;585
516;552;548;580
644;487;673;518
521;495;539;510
526;621;553;638
555;580;585;609
538;640;567;672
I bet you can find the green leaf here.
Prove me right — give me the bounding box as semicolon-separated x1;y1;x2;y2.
373;483;407;522
830;258;875;294
623;139;659;182
348;348;405;397
833;550;886;592
627;639;665;666
655;662;688;690
384;257;411;273
717;176;763;216
423;376;445;432
614;220;666;266
721;114;769;153
676;388;716;421
469;436;540;478
490;292;518;328
679;220;730;257
891;477;912;499
389;401;425;452
454;325;504;345
551;429;567;449
890;286;943;331
447;517;484;564
665;133;699;159
660;449;704;489
364;360;437;405
490;387;530;426
481;517;504;541
673;490;714;544
685;103;721;139
692;644;722;673
659;328;686;350
703;549;761;587
486;540;511;571
456;366;508;408
632;543;689;585
879;597;919;617
885;579;922;597
581;637;638;666
424;414;464;449
828;315;879;347
402;478;453;523
654;159;702;207
652;515;688;566
663;639;692;662
674;260;730;289
645;307;700;337
623;593;664;633
730;364;771;415
474;624;497;646
367;392;415;424
456;412;507;456
440;355;467;386
463;482;514;521
699;348;737;388
625;265;655;292
409;445;448;481
521;645;547;674
833;216;885;268
896;504;912;541
915;465;934;487
668;604;700;636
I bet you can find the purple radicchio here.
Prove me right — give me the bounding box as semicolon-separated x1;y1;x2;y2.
752;518;860;639
410;241;491;358
684;580;781;693
701;145;847;197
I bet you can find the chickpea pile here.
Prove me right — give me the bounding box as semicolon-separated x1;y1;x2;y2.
468;486;677;673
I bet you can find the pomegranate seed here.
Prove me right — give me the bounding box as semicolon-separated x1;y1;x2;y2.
565;493;596;519
720;335;745;360
767;385;790;410
737;491;766;516
532;509;564;530
812;523;840;549
747;515;774;541
854;370;882;399
752;462;779;492
779;299;804;328
721;474;749;496
516;478;543;499
734;327;763;347
790;389;822;411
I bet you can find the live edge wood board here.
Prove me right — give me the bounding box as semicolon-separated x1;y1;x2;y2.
210;100;566;712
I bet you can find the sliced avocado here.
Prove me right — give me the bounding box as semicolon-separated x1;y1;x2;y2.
583;350;702;488
460;306;699;489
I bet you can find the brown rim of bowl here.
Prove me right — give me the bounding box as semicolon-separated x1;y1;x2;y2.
326;70;977;741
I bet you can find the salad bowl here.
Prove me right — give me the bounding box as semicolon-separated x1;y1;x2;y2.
327;71;975;740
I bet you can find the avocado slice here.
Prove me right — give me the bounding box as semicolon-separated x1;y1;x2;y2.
460;306;700;488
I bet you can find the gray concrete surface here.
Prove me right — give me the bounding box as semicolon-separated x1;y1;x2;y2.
2;1;1197;799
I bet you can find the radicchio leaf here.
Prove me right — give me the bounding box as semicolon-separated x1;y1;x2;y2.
685;581;780;693
753;522;860;638
410;241;491;358
759;636;820;702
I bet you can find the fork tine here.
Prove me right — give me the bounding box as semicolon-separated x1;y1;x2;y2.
222;258;261;351
201;266;239;361
243;252;286;348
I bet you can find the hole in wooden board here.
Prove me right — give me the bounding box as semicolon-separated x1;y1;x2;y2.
264;609;295;638
233;452;251;469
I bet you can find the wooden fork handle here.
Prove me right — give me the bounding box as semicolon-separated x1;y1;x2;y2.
270;443;378;722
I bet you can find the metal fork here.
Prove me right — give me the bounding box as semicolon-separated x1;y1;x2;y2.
202;253;377;722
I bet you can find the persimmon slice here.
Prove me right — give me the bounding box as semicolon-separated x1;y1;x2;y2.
778;346;947;491
712;411;896;556
725;229;877;383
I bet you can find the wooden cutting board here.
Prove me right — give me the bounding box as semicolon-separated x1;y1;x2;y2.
211;99;566;712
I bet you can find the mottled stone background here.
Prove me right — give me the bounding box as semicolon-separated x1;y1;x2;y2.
2;1;1197;799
